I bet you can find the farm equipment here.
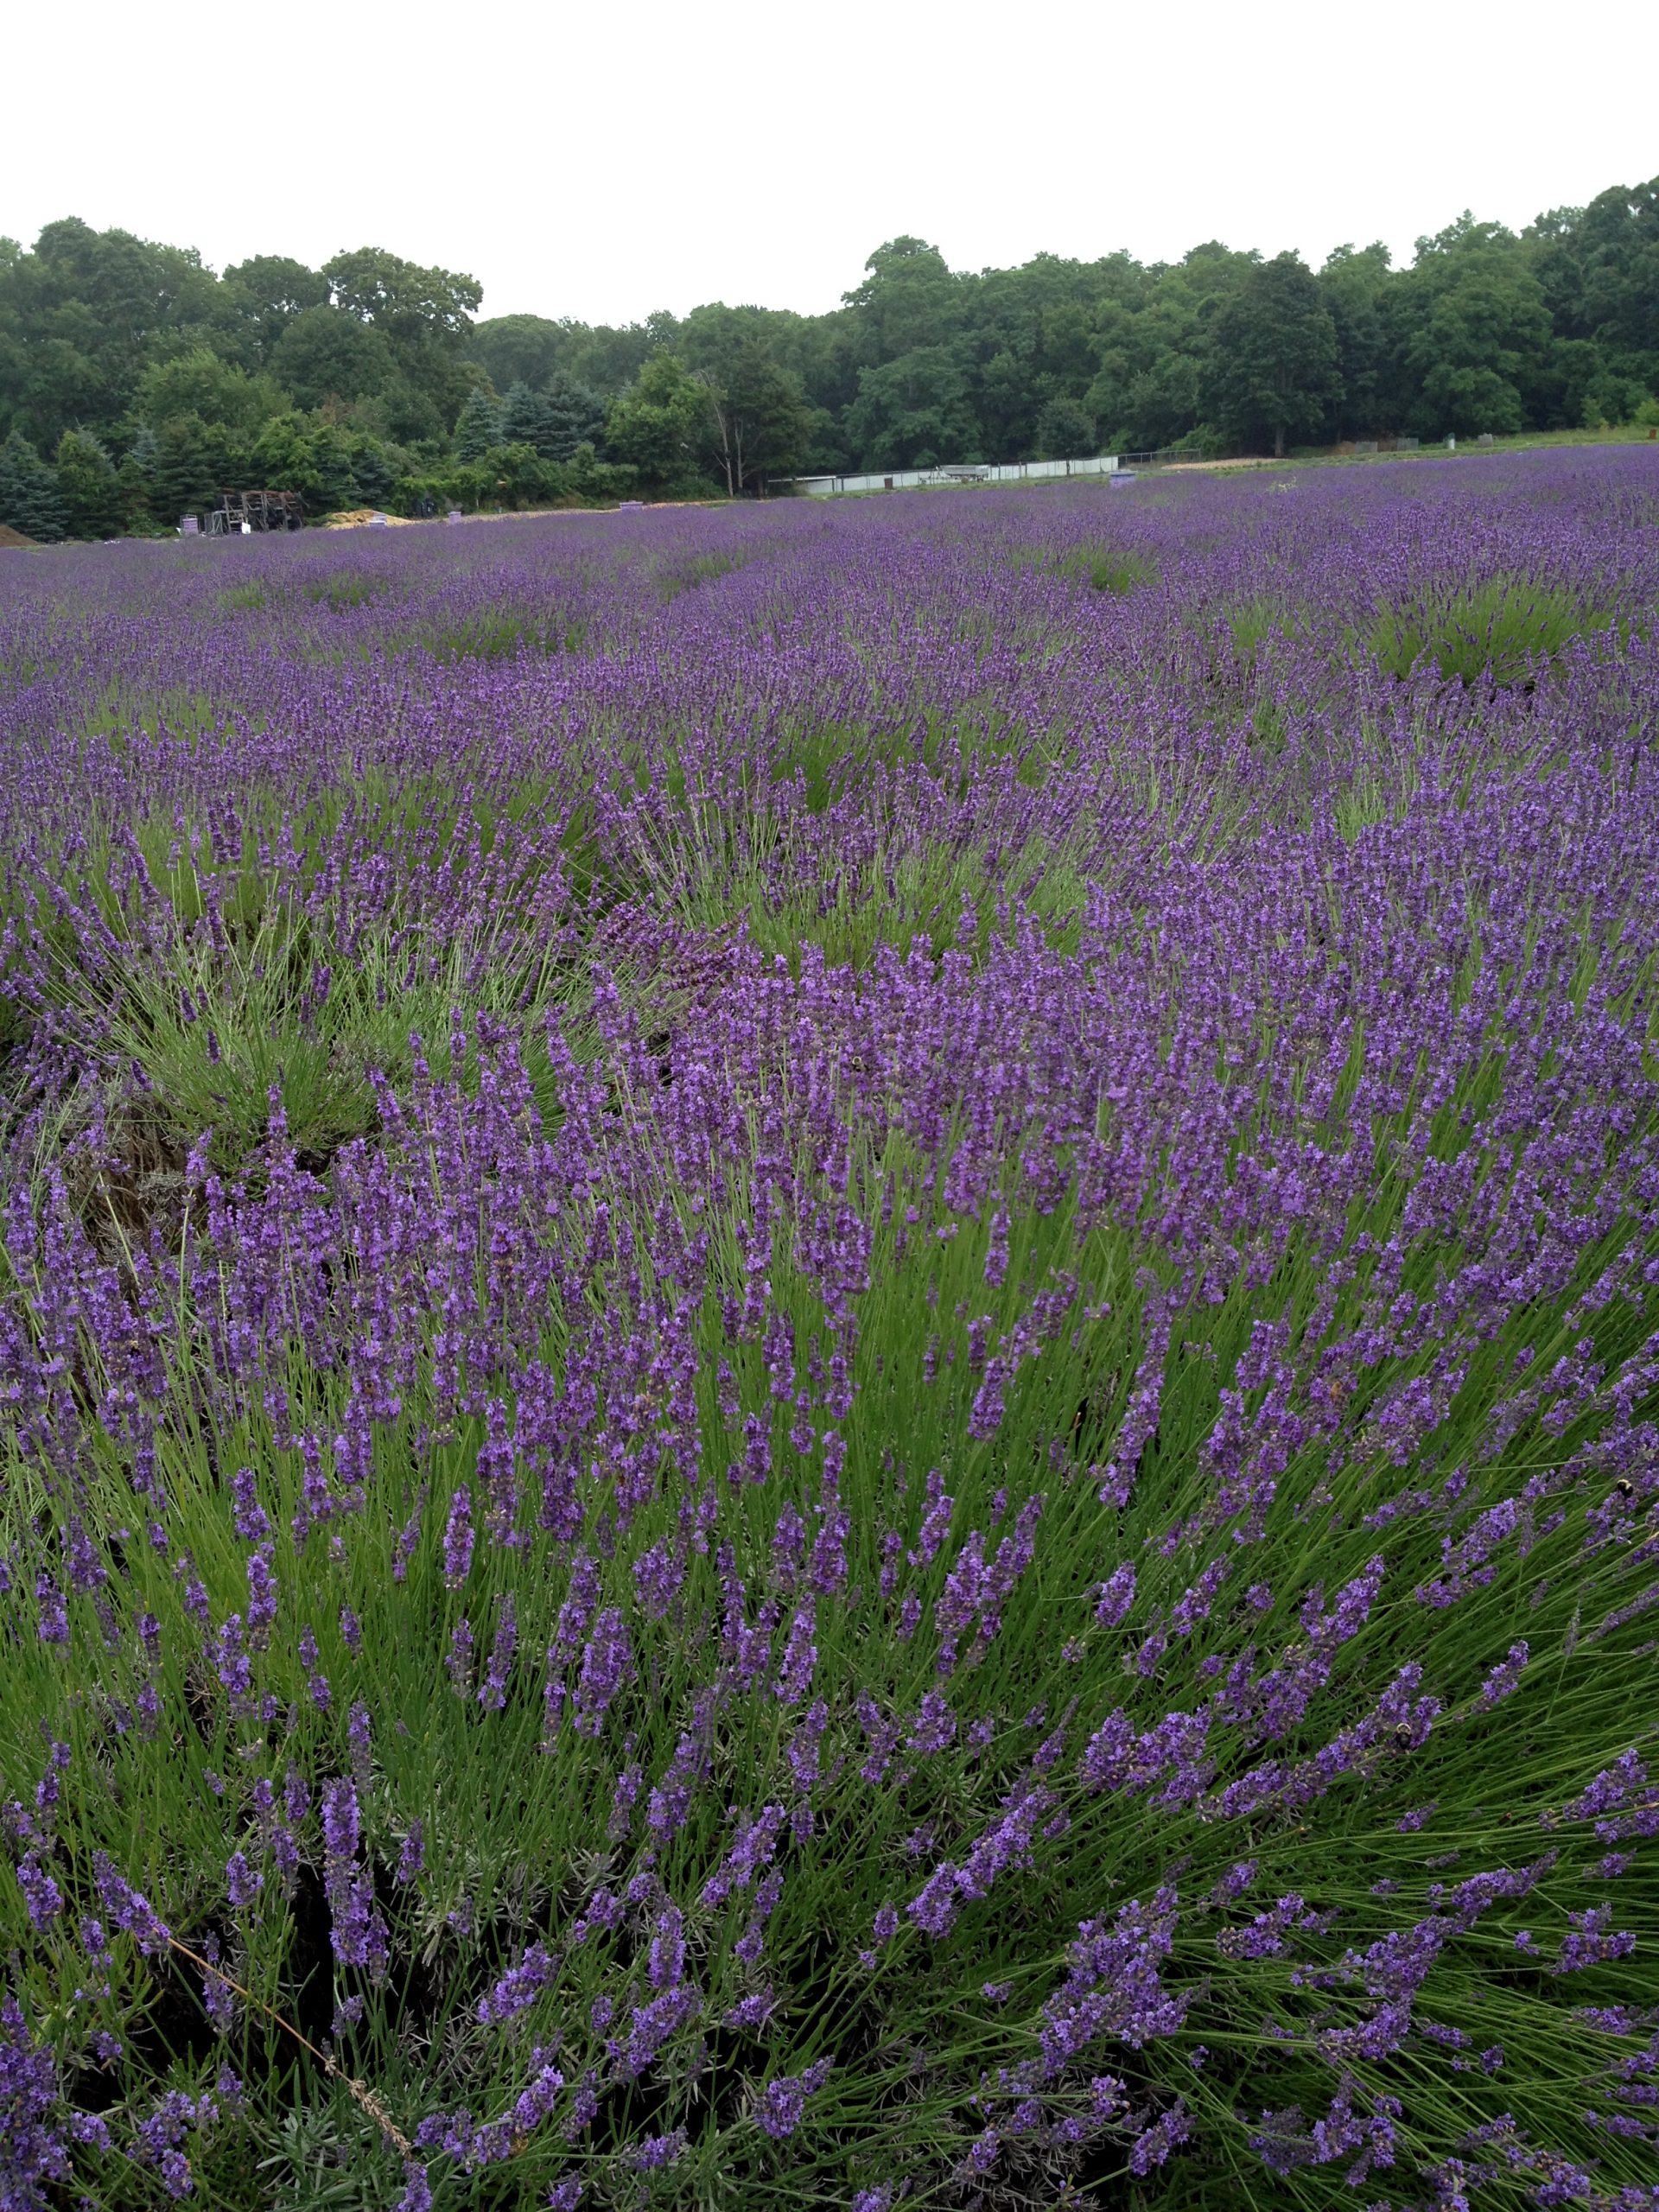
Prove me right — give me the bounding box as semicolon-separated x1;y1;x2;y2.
205;489;305;536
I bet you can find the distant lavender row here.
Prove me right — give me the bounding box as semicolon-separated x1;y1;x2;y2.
2;454;1657;2211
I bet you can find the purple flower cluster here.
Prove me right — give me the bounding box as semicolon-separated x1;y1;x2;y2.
320;1778;388;1979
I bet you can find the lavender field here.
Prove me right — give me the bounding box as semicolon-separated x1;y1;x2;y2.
3;453;1659;2211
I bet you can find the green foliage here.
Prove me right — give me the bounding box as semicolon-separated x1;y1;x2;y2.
152;413;250;519
843;235;964;360
115;425;161;534
1389;217;1556;439
467;311;573;391
698;339;813;493
0;427;67;540
455;440;556;509
1317;241;1391;440
1364;573;1620;685
134;346;288;438
1204;252;1343;457
563;442;633;500
844;344;980;470
423;607;587;661
1579;365;1652;427
321;247;483;439
54;427;122;537
498;380;564;456
469;311;660;400
220;252;332;359
2;179;1657;493
604;353;719;495
21;796;589;1171
540;371;608;460
453;388;504;464
322;245;481;344
480;374;611;470
269;305;397;412
0;215;223;449
1033;393;1097;458
386;441;632;519
248;414;359;518
1077;544;1156;594
1020;537;1159;594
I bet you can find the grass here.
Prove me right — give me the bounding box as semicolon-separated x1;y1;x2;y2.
416;610;588;662
1363;573;1626;686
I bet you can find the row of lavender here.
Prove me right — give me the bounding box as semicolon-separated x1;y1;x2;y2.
2;454;1657;2209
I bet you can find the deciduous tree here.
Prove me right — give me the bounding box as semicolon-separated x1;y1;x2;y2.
1204;252;1342;457
696;340;810;493
604;354;717;495
844;345;979;470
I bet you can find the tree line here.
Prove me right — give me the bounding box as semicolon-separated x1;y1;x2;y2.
2;182;1656;537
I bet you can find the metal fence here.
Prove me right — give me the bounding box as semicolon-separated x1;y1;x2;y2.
788;454;1121;499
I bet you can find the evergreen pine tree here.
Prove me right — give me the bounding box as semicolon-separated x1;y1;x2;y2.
498;382;564;456
348;436;400;506
454;388;505;463
55;429;124;538
542;372;608;461
152;415;224;525
0;431;68;543
118;427;160;535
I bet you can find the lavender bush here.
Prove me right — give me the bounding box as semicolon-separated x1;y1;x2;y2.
2;454;1658;2209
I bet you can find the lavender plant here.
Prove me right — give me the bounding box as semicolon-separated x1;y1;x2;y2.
1;453;1657;2209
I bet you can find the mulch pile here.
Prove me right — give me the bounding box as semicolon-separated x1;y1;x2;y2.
324;509;416;530
0;524;38;549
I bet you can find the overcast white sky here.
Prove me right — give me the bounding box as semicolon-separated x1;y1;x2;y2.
6;0;1656;326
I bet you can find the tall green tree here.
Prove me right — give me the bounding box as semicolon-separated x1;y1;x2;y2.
322;248;484;435
1084;243;1257;450
249;414;358;516
1204;251;1342;456
966;251;1144;458
54;429;123;537
0;219;222;448
1568;176;1659;372
1318;243;1392;437
115;424;158;533
133;347;288;438
470;315;575;392
844;345;980;469
323;248;481;344
454;388;505;463
151;414;238;524
698;340;811;493
844;239;964;365
269;307;396;412
540;372;607;460
1386;217;1554;436
499;382;565;457
603;353;716;495
220;255;331;361
0;429;67;540
1033;394;1097;459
